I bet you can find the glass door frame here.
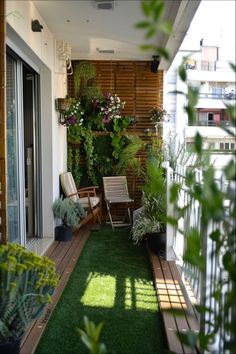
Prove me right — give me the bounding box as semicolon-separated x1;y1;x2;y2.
6;47;42;246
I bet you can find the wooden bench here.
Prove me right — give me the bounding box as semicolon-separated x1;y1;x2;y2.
148;247;199;354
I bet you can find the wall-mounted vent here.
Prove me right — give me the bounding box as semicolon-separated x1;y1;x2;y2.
94;0;114;10
96;48;115;54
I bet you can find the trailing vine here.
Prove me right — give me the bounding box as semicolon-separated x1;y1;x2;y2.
81;127;97;185
67;144;73;173
73;147;82;187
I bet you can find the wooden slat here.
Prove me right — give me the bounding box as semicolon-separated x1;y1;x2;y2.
160;260;196;354
20;225;92;354
148;246;199;354
169;262;199;336
152;254;184;354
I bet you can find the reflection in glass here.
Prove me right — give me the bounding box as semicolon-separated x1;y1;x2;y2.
6;55;20;243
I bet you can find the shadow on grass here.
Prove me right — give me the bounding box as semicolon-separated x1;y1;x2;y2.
36;226;168;354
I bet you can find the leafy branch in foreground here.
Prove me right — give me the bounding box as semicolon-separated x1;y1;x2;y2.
138;0;236;352
135;0;172;60
77;316;106;354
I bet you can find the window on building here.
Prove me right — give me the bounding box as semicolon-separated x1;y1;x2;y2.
220;143;224;150
219;142;234;151
212;87;223;99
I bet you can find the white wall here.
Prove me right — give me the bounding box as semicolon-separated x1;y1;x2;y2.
6;0;68;238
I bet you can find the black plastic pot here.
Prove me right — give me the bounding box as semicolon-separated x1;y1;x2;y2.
147;231;166;258
55;225;73;241
0;336;22;354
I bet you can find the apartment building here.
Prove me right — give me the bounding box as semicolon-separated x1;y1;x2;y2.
165;44;236;174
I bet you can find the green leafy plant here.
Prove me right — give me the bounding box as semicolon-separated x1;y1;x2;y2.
116;134;144;175
0;243;58;342
135;0;172;60
131;157;166;245
52;197;85;228
116;134;145;199
81;127;97;185
74;61;96;99
77;316;106;354
169;64;236;352
136;2;235;351
131;213;162;245
110;116;133;159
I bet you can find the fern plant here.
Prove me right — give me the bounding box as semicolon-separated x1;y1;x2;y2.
0;243;58;342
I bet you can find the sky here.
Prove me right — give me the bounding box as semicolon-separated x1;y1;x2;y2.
181;0;236;61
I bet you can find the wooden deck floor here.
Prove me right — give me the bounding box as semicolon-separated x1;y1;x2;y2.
20;224;92;354
20;226;199;354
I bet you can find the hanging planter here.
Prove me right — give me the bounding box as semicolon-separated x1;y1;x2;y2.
55;98;71;112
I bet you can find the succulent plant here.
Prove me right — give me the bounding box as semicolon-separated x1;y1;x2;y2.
0;243;58;342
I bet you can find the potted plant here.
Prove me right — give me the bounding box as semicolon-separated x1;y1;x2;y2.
52;196;85;241
131;156;167;257
0;243;58;354
73;61;97;99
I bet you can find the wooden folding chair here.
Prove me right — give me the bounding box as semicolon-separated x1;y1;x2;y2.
60;172;101;226
103;176;134;230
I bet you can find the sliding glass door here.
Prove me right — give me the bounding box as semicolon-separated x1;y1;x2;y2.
6;49;41;245
6;54;21;243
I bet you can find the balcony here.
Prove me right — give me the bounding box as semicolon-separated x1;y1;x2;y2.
186;60;234;73
186;63;235;83
198;92;236;101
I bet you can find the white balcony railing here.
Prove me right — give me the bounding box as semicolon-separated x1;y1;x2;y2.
165;163;234;353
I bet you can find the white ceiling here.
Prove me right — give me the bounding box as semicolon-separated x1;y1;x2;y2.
33;0;200;69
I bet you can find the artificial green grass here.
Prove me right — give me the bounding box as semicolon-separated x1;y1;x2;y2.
36;226;167;354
